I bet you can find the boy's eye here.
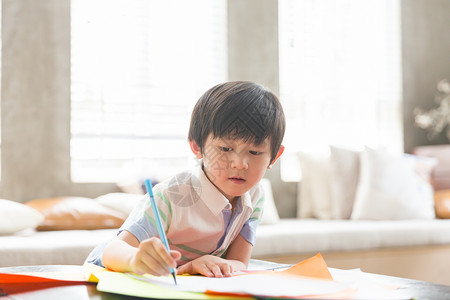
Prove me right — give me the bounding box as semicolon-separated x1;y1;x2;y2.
219;146;232;152
249;150;262;156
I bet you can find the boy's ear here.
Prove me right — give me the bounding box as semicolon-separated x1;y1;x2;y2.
268;145;285;169
189;140;203;159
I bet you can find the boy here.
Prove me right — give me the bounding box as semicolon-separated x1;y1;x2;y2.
86;81;285;278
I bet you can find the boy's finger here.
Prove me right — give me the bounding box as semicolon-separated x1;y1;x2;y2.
139;239;172;275
152;239;177;268
133;254;166;276
170;250;182;261
207;263;223;278
139;250;170;276
176;262;190;275
220;264;232;277
200;263;215;277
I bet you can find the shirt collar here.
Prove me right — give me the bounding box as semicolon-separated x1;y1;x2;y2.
194;161;253;216
194;162;231;216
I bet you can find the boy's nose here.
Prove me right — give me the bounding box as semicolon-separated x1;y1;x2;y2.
230;154;248;170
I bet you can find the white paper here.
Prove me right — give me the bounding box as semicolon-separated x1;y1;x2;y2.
127;272;350;298
329;268;412;300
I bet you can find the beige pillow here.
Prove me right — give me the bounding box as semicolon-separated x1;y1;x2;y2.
297;151;332;219
95;192;145;216
329;146;360;219
259;178;280;225
25;197;127;231
434;190;450;219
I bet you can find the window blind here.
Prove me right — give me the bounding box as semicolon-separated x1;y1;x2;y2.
278;0;403;181
71;0;227;183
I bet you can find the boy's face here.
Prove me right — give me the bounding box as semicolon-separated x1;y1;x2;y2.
193;135;273;201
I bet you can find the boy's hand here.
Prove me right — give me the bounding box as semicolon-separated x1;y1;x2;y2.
176;255;235;277
129;237;181;276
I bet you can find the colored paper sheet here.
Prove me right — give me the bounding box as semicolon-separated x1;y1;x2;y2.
238;253;333;279
123;253;351;298
0;273;91;296
84;262;107;283
280;252;333;279
87;253;406;299
95;270;248;299
128;272;350;298
17;271;87;282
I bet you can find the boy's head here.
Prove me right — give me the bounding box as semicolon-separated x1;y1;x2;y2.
188;81;285;163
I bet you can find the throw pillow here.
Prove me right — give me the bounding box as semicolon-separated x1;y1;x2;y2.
259;178;280;225
434;189;450;219
0;199;44;235
25;197;127;230
95;193;145;217
351;147;436;220
329;146;360;219
297;151;332;219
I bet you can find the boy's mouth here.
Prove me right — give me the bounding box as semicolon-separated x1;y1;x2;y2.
229;177;246;184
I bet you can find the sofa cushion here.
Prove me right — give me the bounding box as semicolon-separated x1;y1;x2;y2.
351;147;435;220
259;178;280;225
0;199;44;235
329;146;360;219
413;145;450;190
94;193;144;216
297;151;332;219
25;197;126;231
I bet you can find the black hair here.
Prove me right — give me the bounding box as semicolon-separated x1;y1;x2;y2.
188;81;285;162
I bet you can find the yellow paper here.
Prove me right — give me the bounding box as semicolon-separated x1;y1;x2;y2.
84;262;107;283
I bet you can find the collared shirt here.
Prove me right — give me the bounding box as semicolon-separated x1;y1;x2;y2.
86;164;264;267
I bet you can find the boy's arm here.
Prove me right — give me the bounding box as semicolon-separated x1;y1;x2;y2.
102;230;180;276
176;233;252;277
225;233;253;267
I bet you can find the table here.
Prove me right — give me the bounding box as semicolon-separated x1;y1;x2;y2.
1;260;450;299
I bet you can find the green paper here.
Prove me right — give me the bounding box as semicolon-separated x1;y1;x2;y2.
95;270;249;299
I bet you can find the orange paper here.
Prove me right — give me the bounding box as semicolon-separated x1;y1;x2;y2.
0;272;91;295
280;253;333;280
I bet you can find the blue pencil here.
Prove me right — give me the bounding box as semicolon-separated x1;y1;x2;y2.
144;179;177;285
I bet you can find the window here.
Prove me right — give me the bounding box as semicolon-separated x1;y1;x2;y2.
278;0;402;181
71;0;227;183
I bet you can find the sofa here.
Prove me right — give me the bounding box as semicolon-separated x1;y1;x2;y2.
1;145;450;286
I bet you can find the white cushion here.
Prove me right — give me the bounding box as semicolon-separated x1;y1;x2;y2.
351;147;436;220
95;193;145;217
297;151;332;219
0;199;44;235
259;179;280;225
329;146;360;219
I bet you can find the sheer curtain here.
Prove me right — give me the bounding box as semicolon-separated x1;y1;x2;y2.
71;0;227;183
278;0;403;181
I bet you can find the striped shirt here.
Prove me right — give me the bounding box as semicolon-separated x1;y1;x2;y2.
86;164;265;267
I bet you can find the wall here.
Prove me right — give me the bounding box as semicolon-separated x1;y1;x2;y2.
0;0;118;202
402;0;450;153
